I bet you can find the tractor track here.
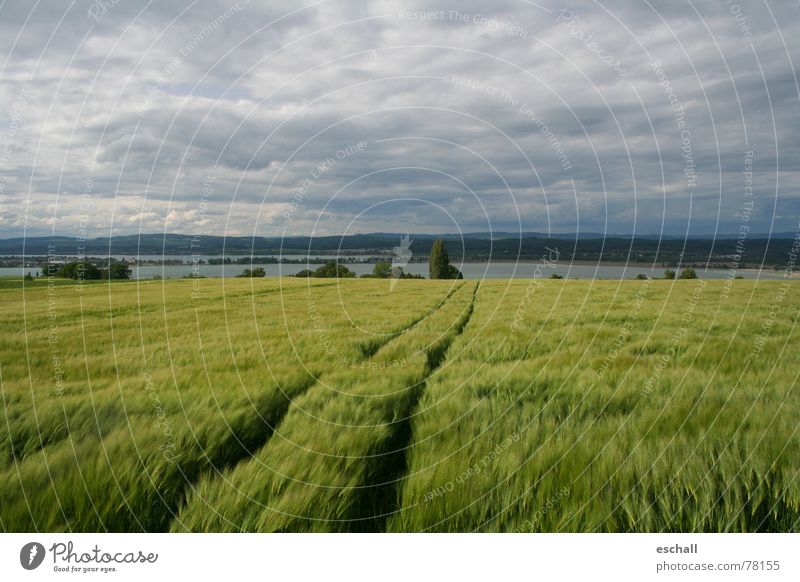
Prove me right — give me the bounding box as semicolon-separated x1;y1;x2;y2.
345;282;480;532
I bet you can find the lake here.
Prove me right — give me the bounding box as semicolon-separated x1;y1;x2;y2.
2;261;787;280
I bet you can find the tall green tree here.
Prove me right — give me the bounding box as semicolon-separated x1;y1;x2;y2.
429;239;449;279
429;239;463;279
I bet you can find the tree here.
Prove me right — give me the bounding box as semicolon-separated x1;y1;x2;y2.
678;268;698;279
294;269;314;278
549;273;563;279
312;262;355;278
635;274;648;280
429;240;462;279
59;261;101;280
429;239;449;279
109;262;132;280
664;269;676;280
372;261;392;278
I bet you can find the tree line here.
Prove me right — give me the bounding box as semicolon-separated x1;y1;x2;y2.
293;239;463;279
34;261;133;280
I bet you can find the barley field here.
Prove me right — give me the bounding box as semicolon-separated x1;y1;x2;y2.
0;276;798;532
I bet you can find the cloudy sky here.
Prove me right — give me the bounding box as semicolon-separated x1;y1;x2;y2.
0;0;798;239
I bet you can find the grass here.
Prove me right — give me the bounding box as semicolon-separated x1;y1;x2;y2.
0;277;797;532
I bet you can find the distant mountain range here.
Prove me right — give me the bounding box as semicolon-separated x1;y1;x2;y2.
0;232;795;267
369;231;798;241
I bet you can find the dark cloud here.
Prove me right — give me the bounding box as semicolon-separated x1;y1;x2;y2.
0;0;797;238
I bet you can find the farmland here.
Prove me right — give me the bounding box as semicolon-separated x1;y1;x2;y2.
0;276;798;532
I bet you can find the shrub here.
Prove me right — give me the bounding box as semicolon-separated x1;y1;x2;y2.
446;264;463;279
237;267;266;278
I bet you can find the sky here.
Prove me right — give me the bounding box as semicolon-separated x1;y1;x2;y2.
0;0;798;239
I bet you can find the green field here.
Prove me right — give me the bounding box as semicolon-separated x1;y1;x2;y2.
0;276;798;532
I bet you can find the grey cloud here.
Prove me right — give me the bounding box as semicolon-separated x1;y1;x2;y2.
0;0;798;238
